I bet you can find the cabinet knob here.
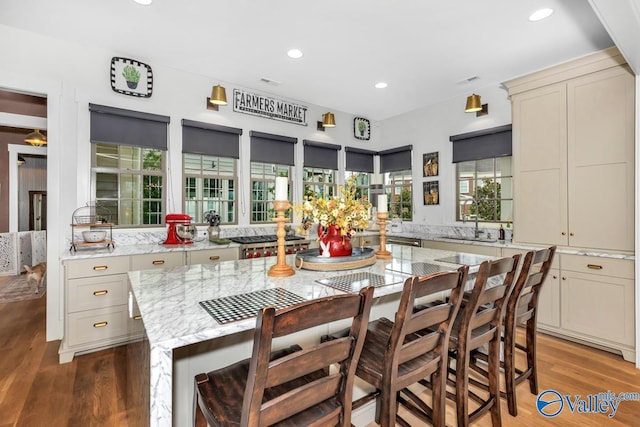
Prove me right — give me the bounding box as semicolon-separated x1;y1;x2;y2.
93;290;108;296
93;321;108;328
562;277;567;281
133;315;142;321
569;232;574;236
552;275;558;279
93;265;108;271
152;260;165;265
561;232;566;236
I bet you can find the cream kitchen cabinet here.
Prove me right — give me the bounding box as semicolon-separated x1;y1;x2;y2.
185;247;238;265
506;47;635;252
502;247;634;362
130;251;185;270
60;256;144;363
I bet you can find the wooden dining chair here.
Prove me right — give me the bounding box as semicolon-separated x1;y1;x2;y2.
325;266;468;427
469;246;556;417
445;255;520;427
193;286;374;427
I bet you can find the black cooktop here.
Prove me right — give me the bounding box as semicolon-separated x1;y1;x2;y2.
229;235;305;244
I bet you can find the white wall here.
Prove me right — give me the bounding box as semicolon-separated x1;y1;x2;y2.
379;85;512;226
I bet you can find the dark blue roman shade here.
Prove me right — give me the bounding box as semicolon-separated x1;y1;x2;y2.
379;145;413;173
250;131;297;165
450;124;512;163
345;147;376;173
181;119;242;158
303;140;341;169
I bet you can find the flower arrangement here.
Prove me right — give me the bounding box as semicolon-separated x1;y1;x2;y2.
204;210;221;227
295;175;371;237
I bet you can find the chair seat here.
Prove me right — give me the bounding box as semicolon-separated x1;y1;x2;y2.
196;345;341;427
356;318;441;390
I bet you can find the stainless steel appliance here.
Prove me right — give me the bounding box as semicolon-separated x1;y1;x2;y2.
229;235;310;259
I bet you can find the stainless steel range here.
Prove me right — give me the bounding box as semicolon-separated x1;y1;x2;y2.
229;235;310;259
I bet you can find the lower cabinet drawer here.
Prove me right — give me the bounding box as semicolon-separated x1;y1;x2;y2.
67;306;131;347
131;252;184;270
561;254;633;279
68;274;128;312
187;247;239;265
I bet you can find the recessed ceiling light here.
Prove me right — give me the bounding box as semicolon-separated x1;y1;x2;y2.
133;0;152;4
529;8;553;21
287;49;303;59
375;82;388;89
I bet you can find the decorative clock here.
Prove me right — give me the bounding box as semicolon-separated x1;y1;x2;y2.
110;57;153;98
354;117;370;140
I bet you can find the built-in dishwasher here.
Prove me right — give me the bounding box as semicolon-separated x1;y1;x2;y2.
386;236;422;247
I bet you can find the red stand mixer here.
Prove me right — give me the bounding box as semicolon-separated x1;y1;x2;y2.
163;213;196;245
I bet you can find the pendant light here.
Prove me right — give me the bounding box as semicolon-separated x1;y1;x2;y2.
322;112;336;127
24;129;47;146
465;94;482;112
209;85;228;105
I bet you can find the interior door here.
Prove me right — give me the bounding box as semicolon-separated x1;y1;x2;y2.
29;190;47;231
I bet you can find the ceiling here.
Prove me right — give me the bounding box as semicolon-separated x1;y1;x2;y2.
0;0;615;121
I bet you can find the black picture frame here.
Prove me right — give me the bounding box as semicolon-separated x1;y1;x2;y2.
110;57;153;98
353;117;370;140
423;151;439;177
423;181;439;205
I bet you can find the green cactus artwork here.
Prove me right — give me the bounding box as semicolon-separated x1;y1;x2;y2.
122;65;140;83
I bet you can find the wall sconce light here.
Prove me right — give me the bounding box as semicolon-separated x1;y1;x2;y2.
24;129;47;146
17;155;26;166
317;112;336;131
207;85;228;111
465;94;488;117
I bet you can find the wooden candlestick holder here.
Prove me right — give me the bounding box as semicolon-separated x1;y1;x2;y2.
268;200;295;277
375;212;393;259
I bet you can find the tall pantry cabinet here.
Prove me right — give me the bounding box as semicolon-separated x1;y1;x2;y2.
506;47;635;252
505;47;636;362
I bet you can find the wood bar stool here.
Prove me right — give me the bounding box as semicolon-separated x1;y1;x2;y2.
444;255;520;427
193;286;374;427
327;267;468;427
469;246;556;417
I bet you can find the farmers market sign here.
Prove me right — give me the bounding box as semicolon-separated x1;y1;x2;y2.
233;89;308;126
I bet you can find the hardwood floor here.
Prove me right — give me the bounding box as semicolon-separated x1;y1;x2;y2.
1;296;638;426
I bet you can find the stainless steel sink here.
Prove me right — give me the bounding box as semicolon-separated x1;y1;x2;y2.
437;236;498;243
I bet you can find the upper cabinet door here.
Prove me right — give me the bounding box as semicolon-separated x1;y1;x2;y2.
567;66;635;252
512;82;568;246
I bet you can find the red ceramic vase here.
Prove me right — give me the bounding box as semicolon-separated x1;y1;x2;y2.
318;224;353;257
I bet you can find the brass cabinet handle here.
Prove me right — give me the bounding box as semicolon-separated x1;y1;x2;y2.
561;232;566;236
562;277;567;280
209;255;220;261
152;260;165;265
93;290;108;296
552;275;558;279
587;264;603;270
570;232;574;236
133;315;142;320
93;265;108;271
93;321;108;328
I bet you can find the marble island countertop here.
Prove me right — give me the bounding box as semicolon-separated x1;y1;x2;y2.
129;245;490;426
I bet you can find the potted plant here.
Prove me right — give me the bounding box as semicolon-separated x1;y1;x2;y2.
204;210;221;241
122;65;140;89
358;120;367;136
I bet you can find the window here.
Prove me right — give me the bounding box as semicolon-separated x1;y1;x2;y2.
451;124;513;224
384;171;413;220
344;171;370;201
93;143;165;226
250;131;297;223
184;154;237;224
379;145;413;221
181;119;242;225
456;157;513;223
251;162;291;223
303;167;336;199
89;103;170;227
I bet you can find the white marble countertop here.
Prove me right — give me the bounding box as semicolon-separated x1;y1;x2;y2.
129;244;490;427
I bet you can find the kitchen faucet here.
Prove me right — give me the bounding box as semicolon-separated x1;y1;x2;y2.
462;196;483;238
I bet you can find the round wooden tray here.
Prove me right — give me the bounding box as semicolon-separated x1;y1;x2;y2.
294;247;377;271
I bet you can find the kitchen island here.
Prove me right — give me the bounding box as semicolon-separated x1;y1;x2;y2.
128;244;496;426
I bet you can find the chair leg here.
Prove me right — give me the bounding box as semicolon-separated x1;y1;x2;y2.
431;363;446;427
503;324;518;417
193;385;206;427
526;319;539;395
488;337;503;427
377;387;397;427
455;350;470;427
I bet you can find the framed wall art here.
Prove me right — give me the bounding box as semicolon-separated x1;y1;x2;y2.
423;151;439;177
423;181;439;205
110;57;153;98
353;117;370;140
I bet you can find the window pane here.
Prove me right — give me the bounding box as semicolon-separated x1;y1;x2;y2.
456;157;512;223
184;154;201;173
120;146;140;170
96;173;118;199
142;149;162;170
95;144;118;168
